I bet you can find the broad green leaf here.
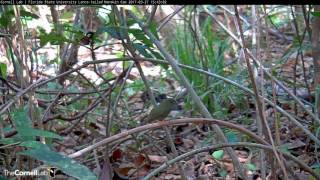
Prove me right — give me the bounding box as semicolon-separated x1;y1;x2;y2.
148;48;168;69
12;108;32;129
2;125;13;134
225;131;238;143
314;168;320;176
60;11;73;20
54;23;83;36
149;21;159;40
132;43;153;58
218;169;227;177
47;82;61;90
126;19;136;27
0;63;7;78
311;11;320;17
245;163;256;171
11;108;33;141
0;138;20;145
267;10;290;27
130;6;143;18
48;57;59;65
12;108;62;140
129;28;153;47
19;9;39;19
0;10;13;27
0;9;39;27
39;31;71;47
19;144;96;180
278;144;291;154
103;71;114;80
311;162;320;168
106;10;116;25
18;128;63;140
111;123;120;134
99;26;122;39
307;175;317;180
115;52;125;58
70;98;87;111
211;150;224;160
19;141;50;150
149;48;164;60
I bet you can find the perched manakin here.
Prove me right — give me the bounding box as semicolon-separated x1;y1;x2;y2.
80;32;94;45
145;98;179;123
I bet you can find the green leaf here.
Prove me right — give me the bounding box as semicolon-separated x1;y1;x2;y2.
0;10;13;27
311;162;320;169
129;28;153;47
149;21;159;40
60;11;73;20
103;71;114;79
19;9;39;19
99;26;122;39
218;169;227;177
18;128;63;140
132;43;153;58
149;49;164;60
225;131;238;143
311;11;320;17
115;52;124;58
0;63;7;78
314;168;320;177
147;48;168;69
19;143;97;180
245;163;256;171
211;150;224;160
0;137;20;145
126;19;136;27
19;140;50;150
12;108;32;129
307;175;317;180
0;9;39;27
11;108;62;140
47;82;61;90
278;144;291;154
12;108;33;141
39;31;71;47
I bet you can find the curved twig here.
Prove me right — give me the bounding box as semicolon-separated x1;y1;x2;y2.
68;118;269;158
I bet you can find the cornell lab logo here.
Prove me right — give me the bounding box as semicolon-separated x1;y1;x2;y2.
48;167;56;177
